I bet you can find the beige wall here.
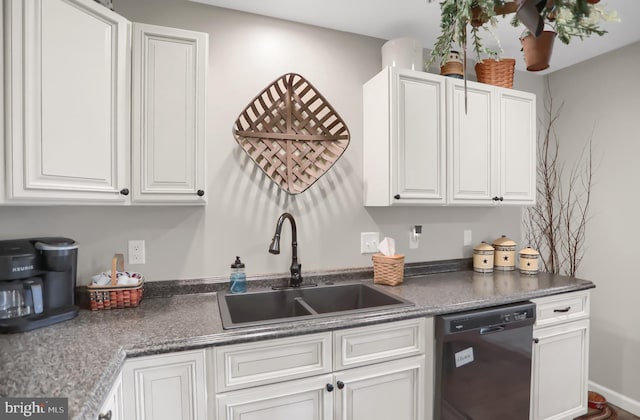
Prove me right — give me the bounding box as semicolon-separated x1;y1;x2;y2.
0;0;543;285
548;42;640;407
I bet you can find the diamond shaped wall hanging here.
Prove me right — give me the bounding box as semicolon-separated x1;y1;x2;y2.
233;73;350;194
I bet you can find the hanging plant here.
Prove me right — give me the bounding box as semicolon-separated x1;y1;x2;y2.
427;0;618;70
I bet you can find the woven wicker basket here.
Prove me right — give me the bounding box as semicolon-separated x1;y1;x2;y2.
475;58;515;88
372;254;405;286
87;254;144;311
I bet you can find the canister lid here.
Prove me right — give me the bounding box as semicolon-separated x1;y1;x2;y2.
473;241;494;251
492;235;516;247
519;247;539;256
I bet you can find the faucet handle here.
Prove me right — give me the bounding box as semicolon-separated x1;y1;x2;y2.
290;263;303;287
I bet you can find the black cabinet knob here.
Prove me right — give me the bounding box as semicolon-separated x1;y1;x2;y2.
337;380;345;390
394;194;401;200
197;189;205;197
492;196;504;202
326;383;334;392
533;338;539;344
98;410;112;420
120;188;130;196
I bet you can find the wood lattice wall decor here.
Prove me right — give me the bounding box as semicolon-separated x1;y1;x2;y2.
233;73;350;194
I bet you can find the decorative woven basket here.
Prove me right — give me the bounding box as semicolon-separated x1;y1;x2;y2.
87;254;144;311
372;254;405;286
475;58;515;88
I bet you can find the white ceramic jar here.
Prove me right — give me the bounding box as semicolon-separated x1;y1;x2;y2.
518;247;540;274
493;235;517;271
473;242;495;273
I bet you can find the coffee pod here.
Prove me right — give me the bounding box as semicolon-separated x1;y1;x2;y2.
519;247;540;275
493;235;516;271
473;242;494;273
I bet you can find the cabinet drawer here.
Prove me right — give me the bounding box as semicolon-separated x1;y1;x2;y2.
333;318;425;370
532;291;590;328
214;332;332;392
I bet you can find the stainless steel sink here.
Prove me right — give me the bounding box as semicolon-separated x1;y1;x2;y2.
218;283;413;329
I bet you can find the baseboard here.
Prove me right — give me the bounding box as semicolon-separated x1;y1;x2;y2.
589;381;640;416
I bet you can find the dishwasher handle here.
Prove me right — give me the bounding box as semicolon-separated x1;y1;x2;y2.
480;325;506;335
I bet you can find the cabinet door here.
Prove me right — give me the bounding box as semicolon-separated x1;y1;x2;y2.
131;23;207;204
447;80;495;205
531;320;589;420
216;374;333;420
392;70;446;204
334;356;424;420
4;0;130;203
122;350;207;420
363;68;445;206
497;89;536;204
98;373;123;420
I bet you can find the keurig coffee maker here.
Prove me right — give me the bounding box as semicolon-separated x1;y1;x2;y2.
0;237;79;333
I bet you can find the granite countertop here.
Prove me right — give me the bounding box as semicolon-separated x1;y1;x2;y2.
0;266;594;420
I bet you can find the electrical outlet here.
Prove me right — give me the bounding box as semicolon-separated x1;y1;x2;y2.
360;232;380;254
409;225;422;249
464;230;472;246
128;240;145;264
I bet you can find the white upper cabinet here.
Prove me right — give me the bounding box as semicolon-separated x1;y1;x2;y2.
497;88;536;204
131;23;208;204
2;1;208;205
363;69;536;207
447;78;536;206
363;67;446;206
447;80;494;204
4;0;131;203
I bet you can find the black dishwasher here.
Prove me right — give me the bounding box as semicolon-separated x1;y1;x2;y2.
434;301;536;420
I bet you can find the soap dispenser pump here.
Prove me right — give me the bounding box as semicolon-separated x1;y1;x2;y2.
230;256;246;294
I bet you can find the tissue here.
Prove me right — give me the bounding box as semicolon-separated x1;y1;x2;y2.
377;237;396;256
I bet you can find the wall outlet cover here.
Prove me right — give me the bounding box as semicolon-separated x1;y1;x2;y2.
128;240;146;265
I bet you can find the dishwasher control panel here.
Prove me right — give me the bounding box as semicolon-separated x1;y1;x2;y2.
441;302;535;334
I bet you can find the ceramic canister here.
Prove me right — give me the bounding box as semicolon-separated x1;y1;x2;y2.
473;241;494;273
519;247;540;274
493;235;516;271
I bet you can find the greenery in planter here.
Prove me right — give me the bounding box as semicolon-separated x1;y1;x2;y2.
521;0;618;44
427;0;617;69
427;0;501;68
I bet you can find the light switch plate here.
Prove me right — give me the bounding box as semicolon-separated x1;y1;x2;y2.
360;232;380;254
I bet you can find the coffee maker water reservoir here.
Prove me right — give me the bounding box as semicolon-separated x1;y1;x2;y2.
0;238;79;333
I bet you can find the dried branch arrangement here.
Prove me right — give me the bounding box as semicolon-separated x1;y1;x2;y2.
523;83;595;277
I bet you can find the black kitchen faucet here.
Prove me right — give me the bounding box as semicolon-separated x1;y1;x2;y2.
268;212;303;287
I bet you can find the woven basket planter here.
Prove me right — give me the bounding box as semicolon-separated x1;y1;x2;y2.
475;58;516;88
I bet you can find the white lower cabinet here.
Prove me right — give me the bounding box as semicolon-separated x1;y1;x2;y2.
214;318;429;420
530;291;590;420
216;374;333;420
334;356;424;420
121;349;207;420
98;373;123;420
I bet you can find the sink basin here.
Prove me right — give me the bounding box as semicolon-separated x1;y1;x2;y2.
218;283;413;329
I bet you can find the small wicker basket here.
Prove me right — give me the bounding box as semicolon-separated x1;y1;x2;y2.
87;254;144;311
372;253;405;286
475;58;515;88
